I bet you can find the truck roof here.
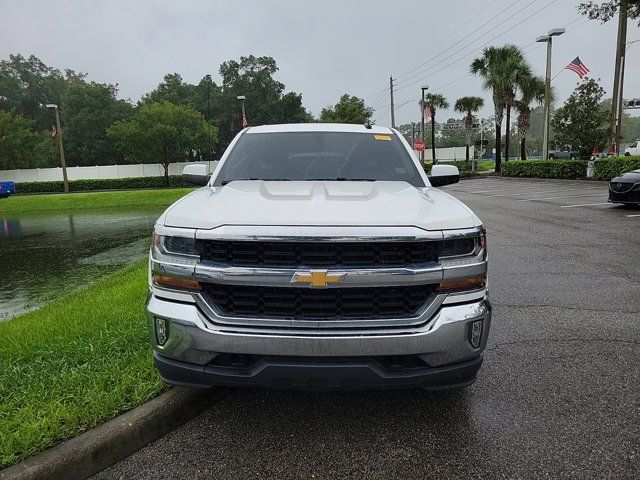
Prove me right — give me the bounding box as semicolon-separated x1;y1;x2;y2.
246;123;395;135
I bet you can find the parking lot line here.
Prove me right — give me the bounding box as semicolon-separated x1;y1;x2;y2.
561;202;611;208
485;187;603;198
517;193;607;202
627;214;640;217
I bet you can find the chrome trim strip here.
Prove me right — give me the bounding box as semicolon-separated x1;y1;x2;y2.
192;291;447;330
195;225;445;242
194;262;444;287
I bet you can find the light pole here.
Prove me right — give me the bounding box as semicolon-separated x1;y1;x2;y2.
237;95;247;129
420;85;428;163
46;104;69;192
536;28;565;161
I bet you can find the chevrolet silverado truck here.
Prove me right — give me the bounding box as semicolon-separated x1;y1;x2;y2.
148;123;491;390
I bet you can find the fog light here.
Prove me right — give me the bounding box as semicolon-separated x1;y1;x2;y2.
155;317;169;346
469;320;483;348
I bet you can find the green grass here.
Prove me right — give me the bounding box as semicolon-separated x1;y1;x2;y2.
0;188;194;214
0;260;166;469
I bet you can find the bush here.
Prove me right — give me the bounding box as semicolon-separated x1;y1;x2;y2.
14;175;187;193
593;156;640;181
501;160;587;179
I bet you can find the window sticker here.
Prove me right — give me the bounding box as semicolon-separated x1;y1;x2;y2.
374;134;392;141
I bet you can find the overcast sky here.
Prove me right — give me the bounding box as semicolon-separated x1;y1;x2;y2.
2;0;638;126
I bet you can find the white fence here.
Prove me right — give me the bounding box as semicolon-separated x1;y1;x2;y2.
420;146;474;161
0;161;219;183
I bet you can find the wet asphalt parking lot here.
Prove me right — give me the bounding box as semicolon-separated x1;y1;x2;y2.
95;177;640;479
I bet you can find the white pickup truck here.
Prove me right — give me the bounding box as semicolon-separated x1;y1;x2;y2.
148;123;491;390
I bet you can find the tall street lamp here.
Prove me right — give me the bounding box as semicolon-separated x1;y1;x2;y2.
46;104;69;192
237;95;247;129
536;28;565;161
420;85;429;163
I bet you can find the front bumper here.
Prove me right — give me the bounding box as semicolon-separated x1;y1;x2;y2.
147;294;492;390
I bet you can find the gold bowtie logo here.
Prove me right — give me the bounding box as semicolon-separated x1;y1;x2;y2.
290;270;346;288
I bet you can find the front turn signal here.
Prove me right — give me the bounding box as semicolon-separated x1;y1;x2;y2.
436;275;486;294
152;274;201;291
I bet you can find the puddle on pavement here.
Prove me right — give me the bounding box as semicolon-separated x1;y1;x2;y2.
0;208;162;320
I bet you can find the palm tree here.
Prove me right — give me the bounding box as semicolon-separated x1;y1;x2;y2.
471;45;531;172
501;48;532;162
422;93;449;163
454;96;484;162
514;75;546;160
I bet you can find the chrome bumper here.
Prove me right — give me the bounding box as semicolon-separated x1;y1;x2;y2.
147;293;492;368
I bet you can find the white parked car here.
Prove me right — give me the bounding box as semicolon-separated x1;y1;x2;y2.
148;123;491;390
624;141;640;156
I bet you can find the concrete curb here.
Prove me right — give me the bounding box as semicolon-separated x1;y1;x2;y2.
0;387;231;480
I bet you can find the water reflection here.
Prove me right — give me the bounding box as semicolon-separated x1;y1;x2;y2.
0;209;162;320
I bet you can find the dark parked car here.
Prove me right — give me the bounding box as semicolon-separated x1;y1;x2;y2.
609;169;640;205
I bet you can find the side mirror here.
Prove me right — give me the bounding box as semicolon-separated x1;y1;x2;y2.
183;164;210;186
428;164;460;187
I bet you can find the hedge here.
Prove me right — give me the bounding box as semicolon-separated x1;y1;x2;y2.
593;156;640;181
501;160;587;179
424;160;474;177
14;175;187;194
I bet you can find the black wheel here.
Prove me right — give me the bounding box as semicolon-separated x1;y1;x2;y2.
549;154;555;159
625;152;631;156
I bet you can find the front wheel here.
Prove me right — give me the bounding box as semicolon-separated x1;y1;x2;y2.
549;154;555;159
625;152;631;156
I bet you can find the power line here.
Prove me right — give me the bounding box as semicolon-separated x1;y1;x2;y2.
395;0;543;89
395;0;524;82
394;0;561;93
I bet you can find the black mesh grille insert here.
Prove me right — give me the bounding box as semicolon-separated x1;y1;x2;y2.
200;240;437;266
203;283;434;319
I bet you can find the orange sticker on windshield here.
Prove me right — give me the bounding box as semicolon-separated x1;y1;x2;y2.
374;134;392;141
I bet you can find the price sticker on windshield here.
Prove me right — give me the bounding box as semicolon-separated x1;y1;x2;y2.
374;134;392;141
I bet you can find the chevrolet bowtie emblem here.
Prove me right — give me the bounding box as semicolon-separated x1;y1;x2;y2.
290;270;346;288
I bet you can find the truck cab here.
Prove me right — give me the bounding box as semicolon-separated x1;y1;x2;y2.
147;123;491;390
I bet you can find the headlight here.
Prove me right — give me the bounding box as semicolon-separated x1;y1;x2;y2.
151;229;200;291
438;229;486;267
153;233;200;257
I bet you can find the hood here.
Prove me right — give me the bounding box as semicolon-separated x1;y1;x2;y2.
161;181;480;231
612;169;640;183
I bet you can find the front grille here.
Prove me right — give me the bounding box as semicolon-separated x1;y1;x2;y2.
200;240;437;266
202;283;434;319
610;182;634;193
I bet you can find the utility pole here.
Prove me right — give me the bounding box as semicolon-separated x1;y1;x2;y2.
389;76;396;128
420;86;428;163
610;5;628;153
615;16;629;155
46;104;69;193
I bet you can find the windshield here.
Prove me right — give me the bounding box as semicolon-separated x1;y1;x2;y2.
214;131;425;187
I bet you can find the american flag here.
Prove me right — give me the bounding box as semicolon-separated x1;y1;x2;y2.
565;57;590;79
51;125;57;137
242;112;248;128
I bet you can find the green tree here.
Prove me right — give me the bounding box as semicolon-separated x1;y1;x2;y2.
319;94;372;124
422;93;449;162
0;54;80;132
216;55;312;155
142;73;197;106
578;1;640;22
454;96;484;161
0;110;56;169
62;80;134;166
471;45;530;171
514;75;546;160
552;78;610;159
107;102;218;185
